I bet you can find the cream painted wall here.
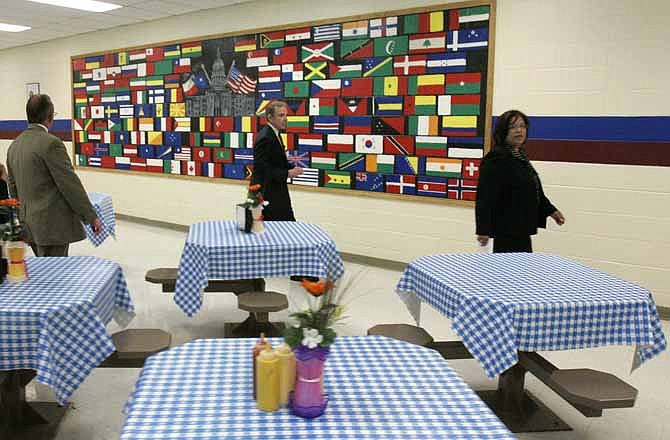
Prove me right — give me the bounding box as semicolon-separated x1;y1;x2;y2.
1;0;669;304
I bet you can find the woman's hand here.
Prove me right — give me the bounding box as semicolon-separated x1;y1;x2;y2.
550;210;565;225
477;235;489;246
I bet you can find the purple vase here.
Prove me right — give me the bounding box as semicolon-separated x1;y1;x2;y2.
289;345;330;418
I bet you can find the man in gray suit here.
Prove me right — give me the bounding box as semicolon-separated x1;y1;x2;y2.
7;94;102;257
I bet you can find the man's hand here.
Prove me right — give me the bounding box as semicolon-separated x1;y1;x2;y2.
477;235;489;246
92;217;103;235
288;167;304;178
550;210;565;226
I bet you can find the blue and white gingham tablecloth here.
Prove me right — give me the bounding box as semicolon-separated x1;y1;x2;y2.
174;221;345;316
0;256;135;404
121;336;515;439
84;192;116;247
396;253;667;378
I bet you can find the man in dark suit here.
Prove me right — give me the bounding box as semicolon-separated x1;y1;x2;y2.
252;101;303;220
7;94;102;257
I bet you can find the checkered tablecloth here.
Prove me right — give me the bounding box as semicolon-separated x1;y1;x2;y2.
396;253;667;378
174;221;344;317
0;256;135;405
121;336;515;439
84;192;116;247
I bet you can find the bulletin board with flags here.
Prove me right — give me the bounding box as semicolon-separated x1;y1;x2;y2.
71;0;495;203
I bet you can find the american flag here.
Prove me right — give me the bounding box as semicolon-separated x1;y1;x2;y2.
227;61;257;94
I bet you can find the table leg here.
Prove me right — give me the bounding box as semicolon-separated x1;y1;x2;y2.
224;312;285;338
0;370;68;439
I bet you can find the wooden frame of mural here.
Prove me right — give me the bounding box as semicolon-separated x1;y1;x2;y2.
71;0;495;204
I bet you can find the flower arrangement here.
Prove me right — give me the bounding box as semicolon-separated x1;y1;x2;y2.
0;199;23;242
242;184;268;209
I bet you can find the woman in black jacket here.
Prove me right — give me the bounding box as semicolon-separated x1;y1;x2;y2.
475;110;565;252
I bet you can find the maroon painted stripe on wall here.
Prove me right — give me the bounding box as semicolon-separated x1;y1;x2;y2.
0;130;71;142
526;139;670;167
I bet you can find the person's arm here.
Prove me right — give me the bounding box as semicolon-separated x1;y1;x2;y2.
44;137;98;224
7;165;17;199
475;157;499;243
538;179;565;225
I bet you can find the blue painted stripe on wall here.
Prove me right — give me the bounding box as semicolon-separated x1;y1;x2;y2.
0;119;72;131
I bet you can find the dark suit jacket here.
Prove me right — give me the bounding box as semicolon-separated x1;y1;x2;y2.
475;145;556;238
7;124;97;245
252;125;296;221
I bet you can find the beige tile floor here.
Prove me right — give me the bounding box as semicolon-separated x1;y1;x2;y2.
23;219;670;439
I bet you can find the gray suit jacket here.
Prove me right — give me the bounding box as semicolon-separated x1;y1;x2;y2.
7;124;96;246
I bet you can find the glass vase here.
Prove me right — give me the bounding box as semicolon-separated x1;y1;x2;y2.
250;206;265;234
289;345;329;418
6;240;27;282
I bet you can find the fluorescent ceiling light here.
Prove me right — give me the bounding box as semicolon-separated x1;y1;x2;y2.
27;0;122;13
0;23;31;32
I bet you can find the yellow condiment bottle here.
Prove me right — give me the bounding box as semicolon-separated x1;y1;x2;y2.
252;333;270;399
256;347;280;412
275;343;296;406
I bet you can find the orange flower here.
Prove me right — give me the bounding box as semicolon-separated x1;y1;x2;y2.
0;198;20;207
249;184;261;191
301;280;334;297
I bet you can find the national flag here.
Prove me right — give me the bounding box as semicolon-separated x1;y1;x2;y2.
461;159;481;179
147;88;165;104
327;134;354;153
286;150;310;168
372;116;405;134
449;145;484;159
152;60;172;76
169;102;186;117
312;116;339;134
408;115;439;135
182;75;200;96
224;163;246;179
408;74;445;95
340;39;373;60
212;148;234;163
189;132;202;146
280;133;292;150
172;58;191;73
373;76;407;96
426;52;466;74
174;146;192;161
446;73;481;94
441;94;480;115
115;156;131;170
448;178;477;201
234;116;257;133
416;176;447;197
174;117;191;132
130;131;146;145
310;152;336;170
342;20;368;39
182;160;201;176
441;115;478;136
340;78;373;97
234;148;254;164
354;172;384;191
202;162;223;178
234;36;256;52
92;68;107;81
323;170;351;189
408;95;436;115
313;24;341;41
329;62;362;79
203;132;222;147
256;99;272;115
108;144;123;156
213;117;234;132
301;42;335;62
415;135;448;156
337;97;369;116
385;174;416;194
309;98;336;116
373;96;403;116
138;117;153;131
291;167;320;186
362;57;393;77
87;83;101;95
192;117;211;132
297;134;323;151
162;44;180;59
355;134;383;154
284;81;310;98
122;145;137;157
87;132;102;142
93;143;109;156
101;156;116;169
139;145;155;158
311;79;341;97
458;6;491;24
76;131;88;142
286;116;310;133
116;91;131;104
447;28;488;51
121;64;139;78
273;46;298;64
190;147;211;162
281;64;303;81
409;33;447;54
258;81;282;99
85;55;104;69
260;31;284;49
373;36;408;57
369;17;398;38
79;143;95;155
147;131;163;145
224;132;248;148
304;62;328;80
228;64;257;94
426;157;462;178
365;154;395;173
72;58;86;71
163;160;181;175
343;116;371;134
258;65;281;83
247;49;269;68
393;55;426;75
384;135;415;155
285;99;307;115
157;126;176;143
181;41;202;57
285;27;311;42
88;156;102;167
404;12;444;34
131;90;146;105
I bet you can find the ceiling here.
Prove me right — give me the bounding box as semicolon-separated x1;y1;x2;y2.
0;0;254;50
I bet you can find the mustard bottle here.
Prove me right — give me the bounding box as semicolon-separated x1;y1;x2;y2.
275;343;296;406
256;347;280;412
252;333;270;399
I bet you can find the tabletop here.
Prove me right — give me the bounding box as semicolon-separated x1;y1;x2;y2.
120;336;516;439
0;256;135;404
396;253;667;378
84;192;116;247
174;221;344;316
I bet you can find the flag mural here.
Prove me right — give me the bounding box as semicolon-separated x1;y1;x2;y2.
72;2;492;201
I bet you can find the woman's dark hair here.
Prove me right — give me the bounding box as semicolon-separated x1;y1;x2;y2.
26;94;54;124
493;109;529;146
